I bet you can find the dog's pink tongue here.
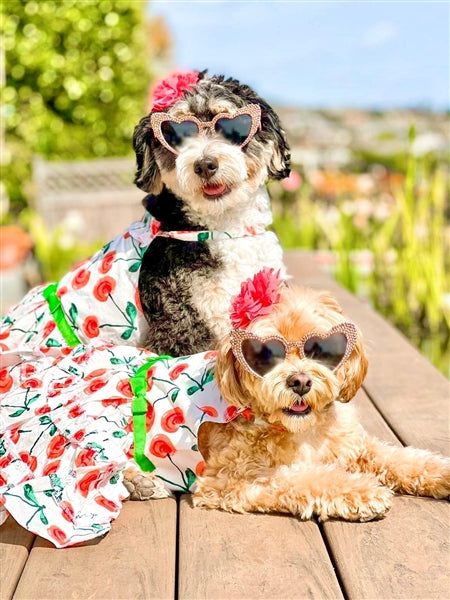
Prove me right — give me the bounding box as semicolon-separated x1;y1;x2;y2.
290;401;309;413
203;183;226;196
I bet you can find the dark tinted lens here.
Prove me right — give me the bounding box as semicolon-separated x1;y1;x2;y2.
303;333;347;369
242;339;286;376
161;121;199;148
215;114;252;145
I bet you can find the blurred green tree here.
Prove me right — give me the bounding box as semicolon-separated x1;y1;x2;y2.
2;0;150;212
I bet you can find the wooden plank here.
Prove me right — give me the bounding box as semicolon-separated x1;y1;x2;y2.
285;251;450;455
178;496;343;600
12;499;177;600
325;497;449;600
0;519;35;600
323;389;450;599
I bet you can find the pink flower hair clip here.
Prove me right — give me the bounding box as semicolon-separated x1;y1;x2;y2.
230;267;284;329
150;71;200;112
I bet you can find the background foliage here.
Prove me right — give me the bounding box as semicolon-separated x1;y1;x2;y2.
2;0;149;212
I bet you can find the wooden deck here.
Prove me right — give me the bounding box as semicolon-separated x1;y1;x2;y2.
1;251;449;600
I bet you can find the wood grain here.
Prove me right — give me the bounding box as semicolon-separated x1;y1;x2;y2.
12;499;177;600
324;497;449;600
0;519;35;600
178;495;343;600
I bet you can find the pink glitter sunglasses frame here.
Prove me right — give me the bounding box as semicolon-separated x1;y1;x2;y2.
230;322;358;379
150;104;262;155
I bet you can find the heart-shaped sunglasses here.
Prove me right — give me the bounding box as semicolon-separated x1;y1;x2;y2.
150;104;261;155
230;323;358;378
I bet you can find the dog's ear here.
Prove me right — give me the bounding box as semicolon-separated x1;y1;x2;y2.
316;291;344;316
338;328;368;402
261;103;291;181
133;115;163;194
214;338;249;408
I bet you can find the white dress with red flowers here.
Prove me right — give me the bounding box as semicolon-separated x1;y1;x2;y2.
0;344;243;548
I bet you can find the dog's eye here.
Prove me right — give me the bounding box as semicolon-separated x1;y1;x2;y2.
161;121;199;148
215;115;253;145
242;339;286;376
303;333;348;369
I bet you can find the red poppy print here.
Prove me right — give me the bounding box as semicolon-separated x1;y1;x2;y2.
72;267;91;290
200;405;218;418
116;379;133;398
56;285;68;298
19;451;37;472
84;368;107;381
94;495;120;512
20;377;42;389
21;363;36;377
225;406;239;421
204;350;218;360
135;287;143;313
35;405;51;416
0;368;13;394
82;315;100;339
101;397;128;408
161;407;185;433
46;434;68;459
195;461;206;477
47;525;68;546
73;429;85;442
75;448;96;468
84;378;108;395
42;321;56;338
168;363;188;380
67;404;85;419
146;404;155;432
93;276;116;302
77;469;101;498
149;434;176;458
0;330;10;340
43;460;61;476
99;251;116;274
10;427;20;444
0;454;12;469
59;501;75;523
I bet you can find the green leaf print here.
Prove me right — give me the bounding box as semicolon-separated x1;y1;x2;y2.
187;385;200;395
129;262;141;273
121;328;133;340
197;232;210;242
110;357;125;365
39;416;52;425
125;302;137;323
171;389;179;402
10;407;27;418
39;511;49;525
46;338;62;347
203;368;215;385
112;431;126;438
69;303;78;325
185;468;197;489
24;483;39;505
0;439;6;457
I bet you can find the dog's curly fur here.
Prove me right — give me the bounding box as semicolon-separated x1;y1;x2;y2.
192;286;450;521
126;285;450;520
132;72;290;356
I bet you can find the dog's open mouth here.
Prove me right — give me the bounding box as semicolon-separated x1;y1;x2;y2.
282;400;311;417
202;182;229;199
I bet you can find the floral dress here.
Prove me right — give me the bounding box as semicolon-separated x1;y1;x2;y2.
0;343;246;548
0;212;268;352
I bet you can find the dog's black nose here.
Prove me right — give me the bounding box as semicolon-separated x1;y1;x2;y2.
194;156;219;180
286;373;312;396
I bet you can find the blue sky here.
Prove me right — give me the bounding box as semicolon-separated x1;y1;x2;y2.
149;0;449;109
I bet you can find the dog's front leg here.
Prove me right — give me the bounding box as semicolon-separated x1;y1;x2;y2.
193;464;393;522
357;436;450;499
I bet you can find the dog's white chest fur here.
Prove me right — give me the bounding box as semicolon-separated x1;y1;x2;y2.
190;230;286;340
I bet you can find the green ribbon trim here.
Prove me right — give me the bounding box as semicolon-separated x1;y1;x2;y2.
43;283;81;347
130;355;173;472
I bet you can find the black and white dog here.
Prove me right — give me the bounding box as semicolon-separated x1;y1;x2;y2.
133;70;291;356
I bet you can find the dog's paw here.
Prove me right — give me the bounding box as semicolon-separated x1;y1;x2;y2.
318;485;393;522
123;469;172;500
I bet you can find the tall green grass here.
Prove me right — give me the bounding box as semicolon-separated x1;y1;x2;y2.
273;150;449;377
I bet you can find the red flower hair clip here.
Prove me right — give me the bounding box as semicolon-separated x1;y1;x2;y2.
151;71;199;111
230;267;284;329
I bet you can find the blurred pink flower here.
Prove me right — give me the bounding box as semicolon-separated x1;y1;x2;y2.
281;171;302;192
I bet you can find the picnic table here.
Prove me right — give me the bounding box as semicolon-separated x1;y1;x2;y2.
1;251;449;600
